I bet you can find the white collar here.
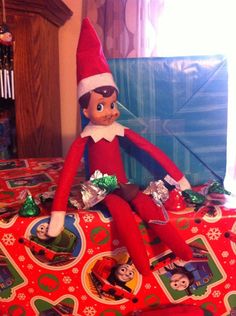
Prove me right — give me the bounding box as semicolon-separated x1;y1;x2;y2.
81;121;128;143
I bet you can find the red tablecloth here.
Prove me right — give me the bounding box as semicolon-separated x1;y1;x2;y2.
0;158;236;316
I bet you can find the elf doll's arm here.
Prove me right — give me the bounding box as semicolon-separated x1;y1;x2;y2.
124;128;191;190
47;136;88;236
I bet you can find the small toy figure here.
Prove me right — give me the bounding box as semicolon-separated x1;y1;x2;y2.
48;18;193;275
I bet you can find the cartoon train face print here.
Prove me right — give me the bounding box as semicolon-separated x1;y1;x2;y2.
19;223;77;265
82;251;141;304
18;215;85;268
0;247;27;300
164;260;213;296
151;237;226;301
90;256;138;302
0;254;15;292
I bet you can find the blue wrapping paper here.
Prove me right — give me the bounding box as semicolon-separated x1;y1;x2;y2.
108;55;228;186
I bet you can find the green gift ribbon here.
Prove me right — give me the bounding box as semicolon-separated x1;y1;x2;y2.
91;175;118;193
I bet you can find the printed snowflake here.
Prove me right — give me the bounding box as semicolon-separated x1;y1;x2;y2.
229;259;236;265
27;264;34;270
81;295;87;300
120;305;126;311
191;226;198;233
1;233;16;245
221;251;229;258
113;239;120;246
145;283;152;289
87;248;94;255
68;286;75;292
83;306;96;316
225;283;231;289
18;256;25;262
212;290;221;298
83;214;94;223
63;276;71;284
72;268;79;274
207;227;221;240
17;293;26;300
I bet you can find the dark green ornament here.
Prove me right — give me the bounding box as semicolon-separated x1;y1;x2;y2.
19;194;40;217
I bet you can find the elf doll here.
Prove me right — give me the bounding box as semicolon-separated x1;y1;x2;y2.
48;18;193;275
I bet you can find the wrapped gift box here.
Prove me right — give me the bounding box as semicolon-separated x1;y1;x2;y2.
0;158;236;316
108;55;228;187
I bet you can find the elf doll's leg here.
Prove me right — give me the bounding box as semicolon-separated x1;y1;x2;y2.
103;193;151;275
131;191;193;261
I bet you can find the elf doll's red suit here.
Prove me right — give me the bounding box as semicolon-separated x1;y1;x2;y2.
48;18;193;275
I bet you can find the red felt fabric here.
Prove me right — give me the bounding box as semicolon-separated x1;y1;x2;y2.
87;136;128;183
131;191;193;261
52;136;88;211
51;129;188;274
76;17;111;82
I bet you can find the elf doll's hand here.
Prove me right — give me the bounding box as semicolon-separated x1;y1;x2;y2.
47;211;66;237
178;176;191;191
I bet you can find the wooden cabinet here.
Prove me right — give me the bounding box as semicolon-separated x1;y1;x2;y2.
0;0;72;158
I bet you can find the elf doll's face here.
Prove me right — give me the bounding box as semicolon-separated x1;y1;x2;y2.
83;90;120;126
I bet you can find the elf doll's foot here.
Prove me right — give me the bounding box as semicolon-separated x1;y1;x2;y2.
47;211;66;237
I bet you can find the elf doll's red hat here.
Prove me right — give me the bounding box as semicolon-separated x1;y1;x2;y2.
76;17;118;99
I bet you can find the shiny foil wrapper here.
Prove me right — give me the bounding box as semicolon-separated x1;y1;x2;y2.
40;171;112;210
90;170;118;193
183;189;206;205
69;181;107;210
143;180;169;203
19;193;40;217
207;181;231;195
81;181;107;208
69;170;117;210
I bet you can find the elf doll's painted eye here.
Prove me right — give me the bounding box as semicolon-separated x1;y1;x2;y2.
110;102;116;109
97;103;104;112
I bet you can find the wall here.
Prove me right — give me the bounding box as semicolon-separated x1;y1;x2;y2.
59;0;83;156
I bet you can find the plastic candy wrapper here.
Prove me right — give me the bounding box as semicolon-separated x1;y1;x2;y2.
143;180;169;203
143;180;169;224
183;180;236;210
143;178;187;212
90;170;118;193
70;180;107;209
207;181;231;195
40;170;118;210
182;189;206;205
70;170;118;209
19;191;40;217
